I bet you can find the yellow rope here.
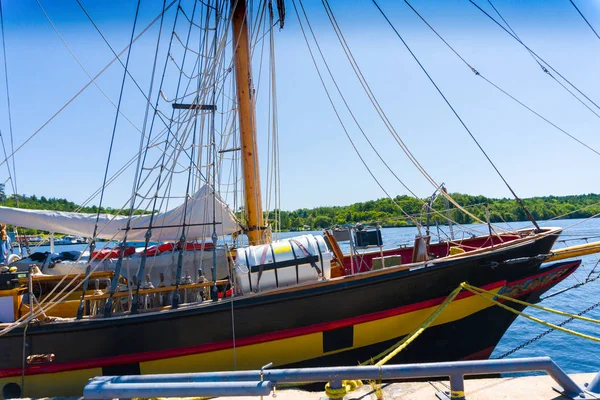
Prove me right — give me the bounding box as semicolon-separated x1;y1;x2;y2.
324;380;363;399
460;283;600;343
462;282;600;325
323;284;464;398
373;285;463;366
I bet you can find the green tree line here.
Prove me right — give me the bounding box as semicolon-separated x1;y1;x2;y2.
265;193;600;231
3;190;600;234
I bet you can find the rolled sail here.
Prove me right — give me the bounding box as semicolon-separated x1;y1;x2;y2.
0;185;240;241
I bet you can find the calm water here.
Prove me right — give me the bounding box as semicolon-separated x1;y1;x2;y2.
27;218;600;373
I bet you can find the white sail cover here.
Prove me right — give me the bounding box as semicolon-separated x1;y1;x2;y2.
0;185;240;241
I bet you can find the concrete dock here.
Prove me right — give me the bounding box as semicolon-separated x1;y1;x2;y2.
18;372;597;399
213;372;597;399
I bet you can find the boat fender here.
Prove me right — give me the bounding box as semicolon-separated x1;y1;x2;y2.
7;254;20;265
290;239;322;276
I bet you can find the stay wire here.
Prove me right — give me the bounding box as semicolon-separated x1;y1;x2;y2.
0;0;16;198
321;0;492;231
291;1;407;223
470;0;600;114
485;0;600;121
126;0;169;315
77;0;142;320
372;0;540;231
294;0;420;228
75;0;199;167
0;129;14;194
0;1;178;171
403;0;600;158
568;0;600;42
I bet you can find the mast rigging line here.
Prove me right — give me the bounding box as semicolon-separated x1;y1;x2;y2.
371;0;539;231
119;0;169;316
402;0;600;159
0;0;178;171
319;0;496;231
297;1;485;238
74;0;202;168
292;0;420;229
0;0;16;198
485;0;600;121
568;0;600;42
76;0;143;320
35;0;150;140
469;0;600;115
0;130;15;194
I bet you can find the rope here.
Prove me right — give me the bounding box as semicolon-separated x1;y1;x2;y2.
568;0;600;42
403;0;600;159
460;283;600;343
372;0;540;231
76;0;143;320
325;380;362;399
0;1;178;170
324;284;463;398
321;0;493;231
0;0;16;197
292;0;421;230
469;0;600;115
462;283;600;325
496;298;600;359
368;285;463;366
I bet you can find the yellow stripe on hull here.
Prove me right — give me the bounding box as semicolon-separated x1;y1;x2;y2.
0;286;500;398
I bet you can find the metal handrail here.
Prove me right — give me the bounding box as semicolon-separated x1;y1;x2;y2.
84;356;599;400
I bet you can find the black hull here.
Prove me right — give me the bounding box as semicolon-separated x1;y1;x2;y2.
283;260;579;369
0;230;570;397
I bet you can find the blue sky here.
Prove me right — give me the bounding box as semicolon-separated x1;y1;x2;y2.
0;0;599;212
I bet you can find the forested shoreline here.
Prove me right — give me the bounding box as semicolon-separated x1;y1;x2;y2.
3;191;600;233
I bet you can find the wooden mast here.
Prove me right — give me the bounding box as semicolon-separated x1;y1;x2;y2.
231;0;268;245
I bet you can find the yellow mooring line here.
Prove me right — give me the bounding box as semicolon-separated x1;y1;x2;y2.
368;285;463;367
460;283;600;343
325;284;464;399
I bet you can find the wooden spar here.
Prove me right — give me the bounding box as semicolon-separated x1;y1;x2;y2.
546;240;600;262
231;0;268;245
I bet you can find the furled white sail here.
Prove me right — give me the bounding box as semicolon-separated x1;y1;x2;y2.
0;185;240;241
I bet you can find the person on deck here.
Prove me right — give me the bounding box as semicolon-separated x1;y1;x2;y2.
0;223;11;266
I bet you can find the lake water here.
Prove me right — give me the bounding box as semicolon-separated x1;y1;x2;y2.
26;218;600;374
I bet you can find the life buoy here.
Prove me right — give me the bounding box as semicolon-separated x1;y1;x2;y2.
7;254;21;265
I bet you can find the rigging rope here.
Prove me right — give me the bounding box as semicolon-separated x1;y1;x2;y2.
75;0;199;167
0;0;16;197
372;0;540;231
470;0;600;115
320;0;497;231
76;0;142;320
0;1;178;170
568;0;600;41
292;0;421;230
403;0;600;158
461;283;600;343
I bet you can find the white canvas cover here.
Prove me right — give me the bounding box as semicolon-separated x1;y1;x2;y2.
0;185;240;241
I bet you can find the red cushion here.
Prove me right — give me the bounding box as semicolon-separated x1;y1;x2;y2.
91;246;136;260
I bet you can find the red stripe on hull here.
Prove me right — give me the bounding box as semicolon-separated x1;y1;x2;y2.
460;346;495;361
0;281;505;378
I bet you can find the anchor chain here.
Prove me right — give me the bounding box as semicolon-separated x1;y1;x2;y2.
496;300;600;359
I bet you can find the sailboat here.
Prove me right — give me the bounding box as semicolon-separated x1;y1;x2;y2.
0;0;590;397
